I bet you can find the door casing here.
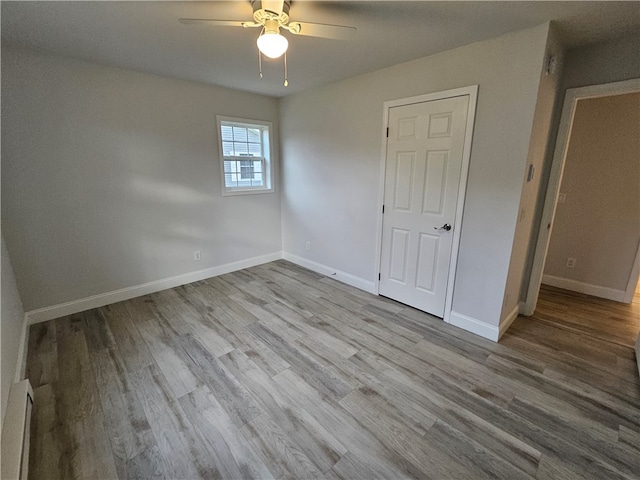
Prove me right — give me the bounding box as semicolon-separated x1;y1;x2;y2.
374;85;479;324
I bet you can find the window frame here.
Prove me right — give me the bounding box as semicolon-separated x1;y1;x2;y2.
217;116;275;196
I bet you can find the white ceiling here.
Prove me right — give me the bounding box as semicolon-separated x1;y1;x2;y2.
2;1;639;97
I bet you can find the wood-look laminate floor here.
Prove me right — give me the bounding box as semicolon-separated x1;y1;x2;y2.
533;284;640;349
26;261;640;479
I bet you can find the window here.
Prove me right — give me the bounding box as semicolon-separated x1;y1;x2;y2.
217;116;274;195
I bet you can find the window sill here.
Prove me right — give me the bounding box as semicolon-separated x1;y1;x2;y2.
221;187;275;197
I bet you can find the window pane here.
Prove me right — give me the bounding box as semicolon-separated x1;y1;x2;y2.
234;142;249;156
248;142;262;156
232;126;248;143
240;160;254;179
247;128;261;143
221;125;234;142
222;142;235;157
224;173;234;188
251;172;264;186
223;160;234;173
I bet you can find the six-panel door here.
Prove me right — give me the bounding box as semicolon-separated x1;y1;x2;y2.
379;95;469;317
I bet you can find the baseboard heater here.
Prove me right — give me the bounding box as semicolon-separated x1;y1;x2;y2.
1;380;34;480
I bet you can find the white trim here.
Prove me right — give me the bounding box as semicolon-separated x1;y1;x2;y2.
635;334;640;378
383;86;478;109
524;78;640;315
1;379;34;480
623;241;640;304
542;274;627;303
376;85;479;324
448;311;499;342
25;251;282;325
374;102;390;296
499;303;521;340
14;314;29;383
444;86;478;325
282;252;377;294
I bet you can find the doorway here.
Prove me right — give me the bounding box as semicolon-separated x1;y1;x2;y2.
525;79;640;314
377;86;478;321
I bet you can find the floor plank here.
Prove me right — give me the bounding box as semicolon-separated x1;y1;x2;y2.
27;260;640;479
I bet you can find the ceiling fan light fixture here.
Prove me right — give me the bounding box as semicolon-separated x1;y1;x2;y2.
257;30;288;58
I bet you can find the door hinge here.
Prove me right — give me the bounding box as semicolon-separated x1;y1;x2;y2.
386;127;389;137
378;273;381;281
382;204;385;214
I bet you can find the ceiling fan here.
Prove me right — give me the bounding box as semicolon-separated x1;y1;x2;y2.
179;0;356;86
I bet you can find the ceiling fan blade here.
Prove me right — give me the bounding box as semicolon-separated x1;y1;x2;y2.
178;18;247;27
288;21;356;40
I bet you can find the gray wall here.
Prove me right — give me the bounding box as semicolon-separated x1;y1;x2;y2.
1;236;26;428
563;31;640;90
280;24;550;330
544;93;640;292
503;25;565;318
1;47;282;311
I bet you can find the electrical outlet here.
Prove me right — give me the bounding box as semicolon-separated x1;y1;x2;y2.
194;250;201;261
305;241;311;251
558;193;566;204
566;257;576;268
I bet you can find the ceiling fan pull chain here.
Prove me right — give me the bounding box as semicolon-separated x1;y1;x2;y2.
258;25;265;79
283;51;288;87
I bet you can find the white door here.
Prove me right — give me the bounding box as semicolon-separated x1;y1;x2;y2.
380;95;470;317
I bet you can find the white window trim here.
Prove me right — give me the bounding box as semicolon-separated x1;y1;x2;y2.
217;115;275;196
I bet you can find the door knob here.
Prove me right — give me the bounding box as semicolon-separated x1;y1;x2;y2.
434;223;452;231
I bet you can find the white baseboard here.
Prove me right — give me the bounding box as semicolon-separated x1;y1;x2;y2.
14;314;30;383
448;311;500;342
282;252;377;295
542;274;627;302
25;251;283;325
498;303;521;340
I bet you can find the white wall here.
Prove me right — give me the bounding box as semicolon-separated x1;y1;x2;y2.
502;26;565;321
2;47;281;312
1;236;26;429
280;24;550;333
544;93;640;293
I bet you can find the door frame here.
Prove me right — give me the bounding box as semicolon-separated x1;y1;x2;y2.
524;78;640;314
374;85;479;324
623;242;640;303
